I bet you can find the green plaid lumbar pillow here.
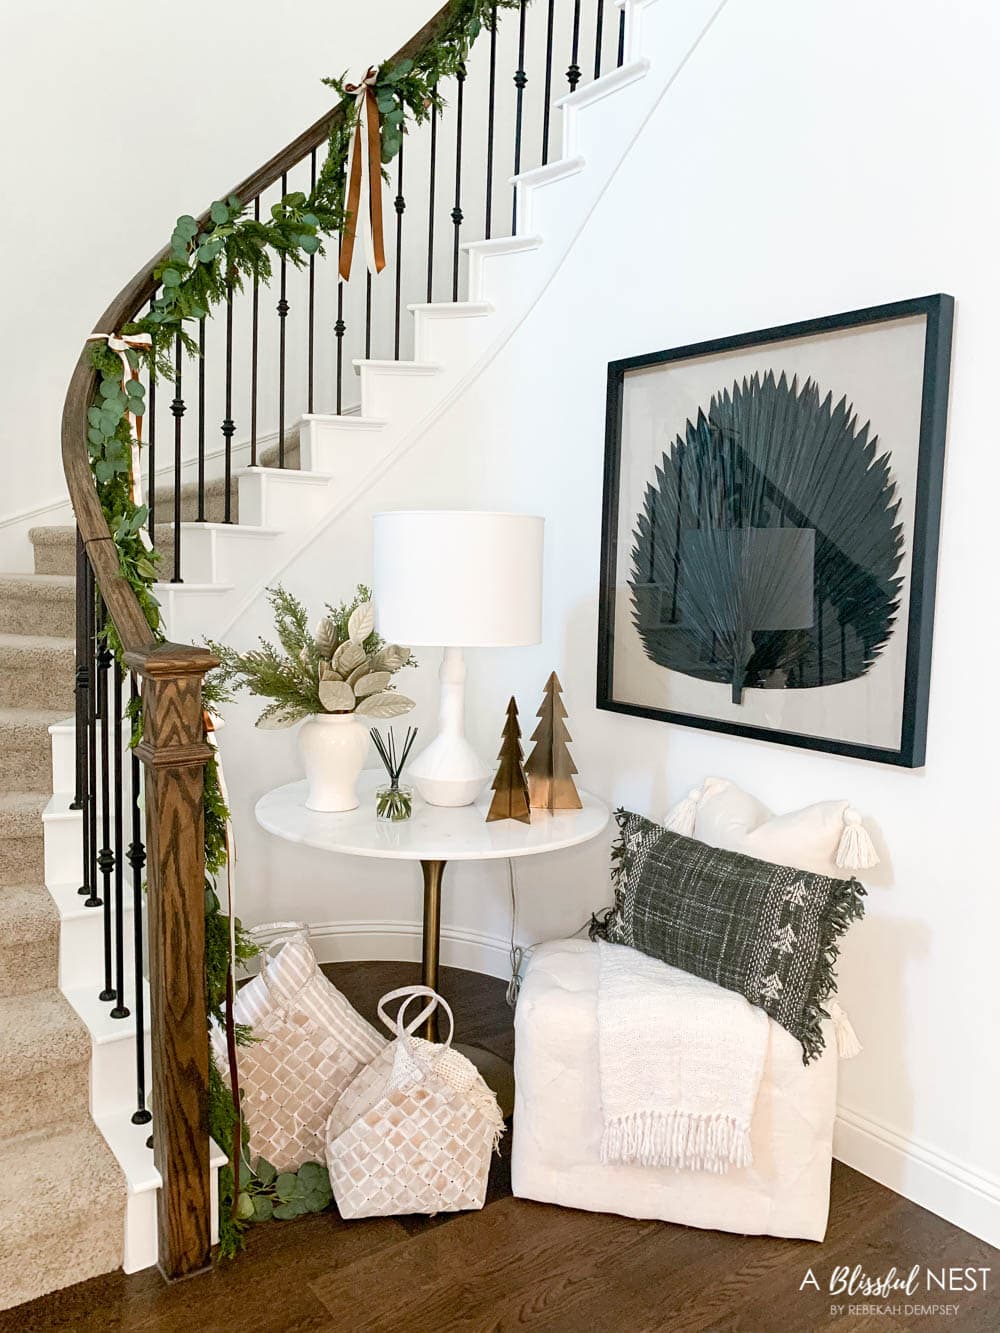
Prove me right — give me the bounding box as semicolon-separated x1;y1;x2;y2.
590;809;866;1063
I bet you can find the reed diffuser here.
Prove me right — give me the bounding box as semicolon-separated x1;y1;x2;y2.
372;726;418;821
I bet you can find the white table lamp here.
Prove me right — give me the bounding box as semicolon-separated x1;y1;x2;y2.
373;510;544;806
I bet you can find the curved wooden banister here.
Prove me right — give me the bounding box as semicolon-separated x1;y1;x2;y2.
59;2;455;1282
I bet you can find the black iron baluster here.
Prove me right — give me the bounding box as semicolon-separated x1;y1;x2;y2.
81;555;100;907
335;236;345;414
128;673;151;1125
278;172;289;467
485;14;498;235
147;300;156;542
170;335;184;581
250;197;260;466
426;90;438;297
394;136;405;360
618;7;626;66
541;0;556;165
96;601;115;1001
594;0;605;79
71;530;87;813
452;62;466;302
365;273;373;360
512;1;529;233
196;318;206;522
567;0;582;91
110;666;129;1019
307;149;317;413
222;278;235;522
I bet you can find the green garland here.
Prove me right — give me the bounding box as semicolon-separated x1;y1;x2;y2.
83;0;522;1261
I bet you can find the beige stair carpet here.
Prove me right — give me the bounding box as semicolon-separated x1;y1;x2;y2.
0;551;124;1311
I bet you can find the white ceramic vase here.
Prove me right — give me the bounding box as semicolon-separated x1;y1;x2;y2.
298;713;369;812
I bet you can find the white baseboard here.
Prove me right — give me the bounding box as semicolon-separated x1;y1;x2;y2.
834;1104;1000;1249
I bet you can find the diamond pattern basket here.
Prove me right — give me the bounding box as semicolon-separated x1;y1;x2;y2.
326;986;505;1219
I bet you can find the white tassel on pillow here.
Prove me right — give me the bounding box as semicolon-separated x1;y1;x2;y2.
827;1000;862;1059
835;807;880;871
664;786;703;836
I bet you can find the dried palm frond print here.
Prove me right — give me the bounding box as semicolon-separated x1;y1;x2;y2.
630;371;904;703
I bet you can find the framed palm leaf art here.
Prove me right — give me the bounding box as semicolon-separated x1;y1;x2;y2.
597;295;953;767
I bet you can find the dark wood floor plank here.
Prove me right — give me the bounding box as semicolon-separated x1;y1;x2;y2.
6;961;998;1333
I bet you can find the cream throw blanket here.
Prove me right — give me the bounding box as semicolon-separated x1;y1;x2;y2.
596;940;769;1172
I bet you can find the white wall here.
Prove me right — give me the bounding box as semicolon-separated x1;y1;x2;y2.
216;0;1000;1244
0;0;441;558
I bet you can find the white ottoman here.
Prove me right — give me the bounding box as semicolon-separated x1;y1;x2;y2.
511;939;838;1241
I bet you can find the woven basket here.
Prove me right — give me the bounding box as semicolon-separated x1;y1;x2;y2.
326;986;504;1219
211;923;385;1172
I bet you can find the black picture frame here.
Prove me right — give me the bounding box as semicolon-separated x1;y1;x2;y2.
597;294;954;768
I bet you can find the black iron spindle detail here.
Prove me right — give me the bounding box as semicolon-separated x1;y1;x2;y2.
222;278;235;522
335;235;345;414
485;14;498;234
594;0;605;79
541;0;556;165
110;666;129;1018
452;62;466;302
426;90;438;297
96;602;115;1001
196;317;206;523
128;673;152;1125
307;149;317;413
82;556;100;908
278;172;289;467
617;7;626;66
170;335;184;581
147;301;156;541
250;197;260;466
567;0;582;91
394;136;405;360
512;2;529;233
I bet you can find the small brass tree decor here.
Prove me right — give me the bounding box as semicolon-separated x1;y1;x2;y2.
486;697;531;824
525;672;582;811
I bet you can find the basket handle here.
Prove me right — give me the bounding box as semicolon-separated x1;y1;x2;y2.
377;985;455;1049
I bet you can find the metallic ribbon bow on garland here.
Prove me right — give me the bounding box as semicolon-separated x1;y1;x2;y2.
339;67;387;282
86;331;153;514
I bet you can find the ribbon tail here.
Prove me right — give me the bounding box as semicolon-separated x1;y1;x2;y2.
339;112;364;282
364;85;386;276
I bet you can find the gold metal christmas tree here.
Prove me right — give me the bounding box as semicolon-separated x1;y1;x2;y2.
486;697;531;824
525;672;582;811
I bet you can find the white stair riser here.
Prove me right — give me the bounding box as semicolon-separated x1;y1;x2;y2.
50;724;76;796
44;811;83;884
60;904;139;991
174;528;280;588
237;470;337;529
300;420;395;483
154;585;237;646
123;1192;157;1275
91;1028;153;1118
357;366;441;420
466;243;547;306
412;310;496;364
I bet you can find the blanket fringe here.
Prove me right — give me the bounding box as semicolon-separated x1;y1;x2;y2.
601;1109;752;1174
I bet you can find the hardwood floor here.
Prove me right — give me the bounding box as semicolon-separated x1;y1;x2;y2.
8;961;997;1333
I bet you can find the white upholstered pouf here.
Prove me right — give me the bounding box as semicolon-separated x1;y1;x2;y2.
511;939;838;1241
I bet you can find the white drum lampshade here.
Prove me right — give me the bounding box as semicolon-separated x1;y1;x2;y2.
373;511;544;806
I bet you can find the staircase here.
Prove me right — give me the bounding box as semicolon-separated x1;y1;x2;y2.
3;0;726;1308
0;555;122;1310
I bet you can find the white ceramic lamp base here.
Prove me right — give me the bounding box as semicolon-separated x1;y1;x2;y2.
410;646;490;807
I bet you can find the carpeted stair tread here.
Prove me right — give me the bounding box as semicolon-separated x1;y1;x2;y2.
0;885;59;996
0;1122;124;1310
0;633;75;712
0;574;75;638
0;792;47;887
0;706;67;793
0;989;91;1138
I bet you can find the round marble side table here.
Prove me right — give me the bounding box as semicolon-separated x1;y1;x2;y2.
255;771;610;1112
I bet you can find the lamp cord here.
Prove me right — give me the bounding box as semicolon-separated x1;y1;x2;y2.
505;857;592;1009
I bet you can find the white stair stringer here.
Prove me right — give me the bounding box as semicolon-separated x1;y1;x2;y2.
211;0;729;641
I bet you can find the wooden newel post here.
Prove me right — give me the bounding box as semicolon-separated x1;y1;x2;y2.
130;642;218;1282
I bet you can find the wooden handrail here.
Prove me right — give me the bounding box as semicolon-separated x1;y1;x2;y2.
59;4;455;1282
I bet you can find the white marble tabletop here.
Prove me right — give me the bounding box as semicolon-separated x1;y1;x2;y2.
255;771;611;863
